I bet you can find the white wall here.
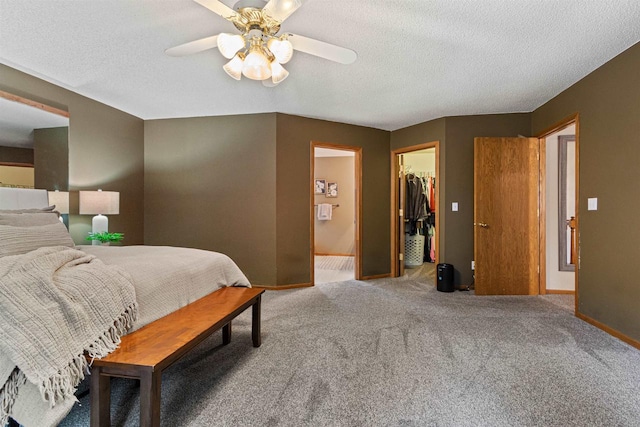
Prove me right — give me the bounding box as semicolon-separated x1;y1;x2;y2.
403;149;435;175
546;124;576;291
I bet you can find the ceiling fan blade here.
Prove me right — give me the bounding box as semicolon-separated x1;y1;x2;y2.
262;0;304;23
165;35;219;57
288;34;357;65
194;0;237;21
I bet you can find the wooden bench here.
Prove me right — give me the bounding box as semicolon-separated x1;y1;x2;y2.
90;286;264;427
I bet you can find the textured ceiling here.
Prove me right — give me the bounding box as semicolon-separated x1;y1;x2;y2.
0;98;69;148
1;0;639;131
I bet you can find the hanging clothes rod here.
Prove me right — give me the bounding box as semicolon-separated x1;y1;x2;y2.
314;204;340;208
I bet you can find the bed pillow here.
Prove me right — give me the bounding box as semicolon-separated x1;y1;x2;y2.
0;212;62;226
0;222;75;257
0;205;57;214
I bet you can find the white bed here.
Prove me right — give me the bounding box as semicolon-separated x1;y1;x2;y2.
0;187;251;426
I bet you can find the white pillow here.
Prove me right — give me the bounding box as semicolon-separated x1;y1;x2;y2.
0;222;75;257
0;212;61;226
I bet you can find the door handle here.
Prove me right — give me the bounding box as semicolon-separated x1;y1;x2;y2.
474;222;489;228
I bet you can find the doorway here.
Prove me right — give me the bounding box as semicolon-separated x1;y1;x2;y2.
311;142;362;285
391;141;440;279
539;117;578;298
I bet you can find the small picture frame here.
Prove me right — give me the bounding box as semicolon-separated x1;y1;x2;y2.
314;179;326;195
326;182;338;198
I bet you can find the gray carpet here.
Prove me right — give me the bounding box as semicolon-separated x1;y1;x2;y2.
60;273;640;426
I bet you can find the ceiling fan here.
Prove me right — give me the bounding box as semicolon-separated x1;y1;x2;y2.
165;0;357;86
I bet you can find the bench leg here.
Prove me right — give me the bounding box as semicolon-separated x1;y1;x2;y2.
90;366;111;427
252;295;262;347
140;370;161;427
223;321;232;345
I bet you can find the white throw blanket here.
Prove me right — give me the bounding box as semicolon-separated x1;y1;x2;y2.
0;246;137;425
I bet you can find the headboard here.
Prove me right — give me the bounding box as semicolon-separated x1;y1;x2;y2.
0;187;50;209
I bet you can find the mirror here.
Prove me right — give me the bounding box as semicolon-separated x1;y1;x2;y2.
0;90;69;192
558;134;576;271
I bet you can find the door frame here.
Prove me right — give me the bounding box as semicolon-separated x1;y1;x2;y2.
390;141;440;277
536;113;580;310
310;141;363;285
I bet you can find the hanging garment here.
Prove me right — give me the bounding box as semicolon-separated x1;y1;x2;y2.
430;177;436;212
405;174;427;235
421;177;431;214
430;233;436;262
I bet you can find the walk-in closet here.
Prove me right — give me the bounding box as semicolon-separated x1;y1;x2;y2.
399;146;438;277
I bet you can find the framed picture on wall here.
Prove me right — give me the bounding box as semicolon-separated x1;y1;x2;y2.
326;182;338;198
314;179;326;195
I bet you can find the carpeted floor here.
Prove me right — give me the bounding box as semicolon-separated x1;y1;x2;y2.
60;272;640;426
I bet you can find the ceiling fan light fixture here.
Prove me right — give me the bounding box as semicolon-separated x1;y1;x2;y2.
223;53;245;80
167;0;356;86
217;33;246;59
267;37;293;64
270;60;289;84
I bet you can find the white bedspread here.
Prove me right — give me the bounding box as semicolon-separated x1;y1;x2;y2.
82;245;251;330
6;245;250;426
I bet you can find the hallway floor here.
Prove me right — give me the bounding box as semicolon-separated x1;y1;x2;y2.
314;255;355;284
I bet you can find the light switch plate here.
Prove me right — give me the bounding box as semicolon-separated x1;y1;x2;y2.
452;202;459;212
588;198;598;211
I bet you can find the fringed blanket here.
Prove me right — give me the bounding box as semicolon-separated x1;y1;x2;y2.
0;246;137;425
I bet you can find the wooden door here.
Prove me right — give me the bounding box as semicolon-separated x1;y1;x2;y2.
474;137;540;295
398;154;406;276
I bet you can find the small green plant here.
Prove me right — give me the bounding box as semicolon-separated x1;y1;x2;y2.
86;232;124;243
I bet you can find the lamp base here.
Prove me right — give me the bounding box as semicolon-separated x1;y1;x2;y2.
92;214;108;246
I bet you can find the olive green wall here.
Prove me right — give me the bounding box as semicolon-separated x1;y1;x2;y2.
0;146;33;164
276;114;391;284
532;42;640;342
144;113;390;286
144;114;278;285
390;115;531;286
0;65;145;245
34;127;68;192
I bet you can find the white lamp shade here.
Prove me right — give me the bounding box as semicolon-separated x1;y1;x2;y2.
242;49;272;80
48;190;69;214
223;54;244;80
79;190;119;215
270;61;289;84
217;33;245;59
267;38;293;64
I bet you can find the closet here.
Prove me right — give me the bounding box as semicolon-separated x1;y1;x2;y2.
404;170;436;267
402;148;437;268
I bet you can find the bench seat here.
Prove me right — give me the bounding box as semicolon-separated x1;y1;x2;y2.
90;286;264;427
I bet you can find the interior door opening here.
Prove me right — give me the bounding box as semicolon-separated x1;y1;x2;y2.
391;142;440;280
541;121;577;296
311;143;362;285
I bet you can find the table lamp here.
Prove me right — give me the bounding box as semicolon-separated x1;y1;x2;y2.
79;189;119;242
47;190;69;222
